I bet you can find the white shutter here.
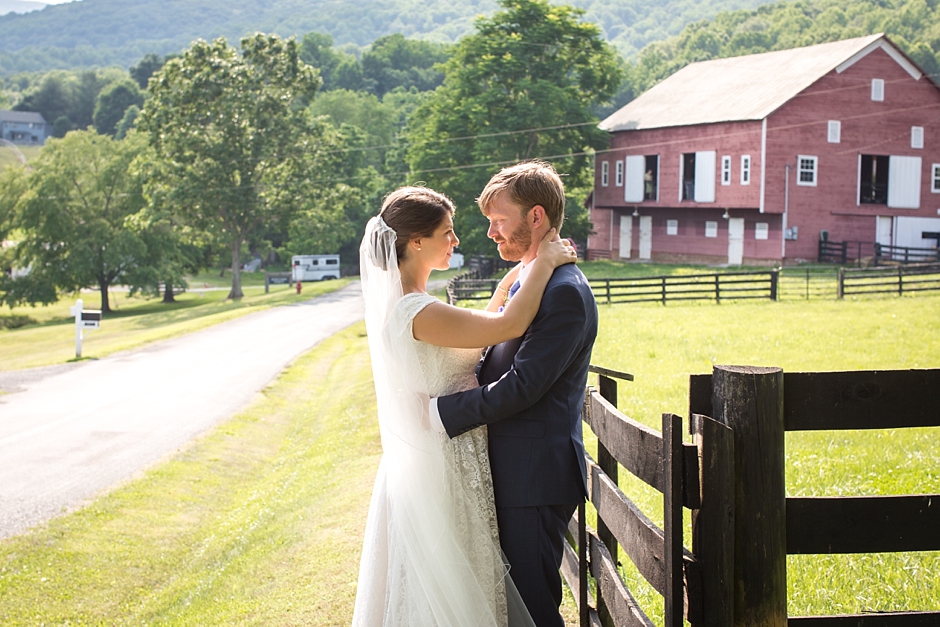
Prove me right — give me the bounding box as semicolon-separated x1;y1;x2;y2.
694;151;716;202
624;155;645;202
888;156;922;209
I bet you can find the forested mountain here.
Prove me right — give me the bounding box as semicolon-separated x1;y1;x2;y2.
0;0;776;74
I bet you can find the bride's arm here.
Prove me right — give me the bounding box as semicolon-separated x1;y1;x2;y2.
484;263;522;313
412;230;576;349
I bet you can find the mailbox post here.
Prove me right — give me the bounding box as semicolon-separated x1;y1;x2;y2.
69;298;102;358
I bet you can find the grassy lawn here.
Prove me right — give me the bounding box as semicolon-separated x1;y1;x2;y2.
0;145;41;170
0;323;380;625
0;275;351;371
0;269;937;624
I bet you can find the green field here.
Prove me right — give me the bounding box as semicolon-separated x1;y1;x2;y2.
0;272;938;624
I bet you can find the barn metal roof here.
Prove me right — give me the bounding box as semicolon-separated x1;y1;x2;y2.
599;34;924;132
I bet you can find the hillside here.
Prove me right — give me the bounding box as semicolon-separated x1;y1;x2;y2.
0;0;776;74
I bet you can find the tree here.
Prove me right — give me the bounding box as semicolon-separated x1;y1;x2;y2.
405;0;623;254
361;34;450;97
93;80;144;136
139;34;337;299
13;74;71;132
3;131;153;313
114;104;140;139
129;53;166;89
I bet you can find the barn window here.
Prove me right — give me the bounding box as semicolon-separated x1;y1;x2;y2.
871;79;884;102
644;155;659;201
666;219;678;235
601;161;609;187
797;155;817;186
755;222;769;240
860;155;888;204
828;120;841;143
704;221;718;238
721;155;731;185
911;126;924;149
932;163;940;193
741;155;751;185
615;160;624;186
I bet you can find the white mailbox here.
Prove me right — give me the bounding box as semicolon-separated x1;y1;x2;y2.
70;299;101;357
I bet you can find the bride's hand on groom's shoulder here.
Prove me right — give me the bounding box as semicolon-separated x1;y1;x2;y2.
538;228;578;269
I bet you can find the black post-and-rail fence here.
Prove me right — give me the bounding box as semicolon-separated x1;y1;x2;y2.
568;365;940;627
446;263;940;305
447;270;781;306
837;263;940;298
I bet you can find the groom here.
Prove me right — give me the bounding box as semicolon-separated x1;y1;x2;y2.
431;160;598;626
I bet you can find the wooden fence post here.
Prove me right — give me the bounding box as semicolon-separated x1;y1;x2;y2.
837;267;844;299
711;365;786;627
691;412;735;627
769;269;778;301
597;373;619;627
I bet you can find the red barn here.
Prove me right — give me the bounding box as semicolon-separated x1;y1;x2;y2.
588;34;940;265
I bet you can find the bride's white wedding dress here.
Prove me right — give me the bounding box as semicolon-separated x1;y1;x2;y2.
354;215;533;627
353;292;510;626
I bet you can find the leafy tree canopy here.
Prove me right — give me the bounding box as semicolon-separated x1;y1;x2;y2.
93;79;144;136
139;33;347;299
1;131;154;312
406;0;623;254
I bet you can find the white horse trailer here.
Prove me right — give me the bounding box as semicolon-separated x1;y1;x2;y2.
291;255;341;281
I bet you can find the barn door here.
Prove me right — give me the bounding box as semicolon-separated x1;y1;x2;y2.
728;218;744;265
619;214;633;259
639;215;652;260
876;216;893;247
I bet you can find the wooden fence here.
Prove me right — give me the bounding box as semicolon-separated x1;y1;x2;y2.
588;270;778;305
563;365;734;627
873;243;940;265
448;270;780;306
837;263;940;298
567;365;940;627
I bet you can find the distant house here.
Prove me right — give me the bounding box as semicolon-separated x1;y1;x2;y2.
0;109;50;145
588;34;940;265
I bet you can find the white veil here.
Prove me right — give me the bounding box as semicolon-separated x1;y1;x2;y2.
354;215;535;626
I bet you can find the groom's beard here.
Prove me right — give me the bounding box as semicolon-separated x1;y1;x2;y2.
495;221;532;261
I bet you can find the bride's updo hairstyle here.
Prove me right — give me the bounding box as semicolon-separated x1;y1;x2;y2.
379;186;456;265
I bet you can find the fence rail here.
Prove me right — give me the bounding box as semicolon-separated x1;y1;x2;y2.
837;262;940;298
565;368;733;627
588;270;779;305
569;365;939;626
874;243;940;265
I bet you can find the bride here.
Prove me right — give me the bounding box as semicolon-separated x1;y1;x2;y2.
353;186;576;626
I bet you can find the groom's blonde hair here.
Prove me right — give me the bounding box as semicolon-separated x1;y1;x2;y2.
477;161;566;230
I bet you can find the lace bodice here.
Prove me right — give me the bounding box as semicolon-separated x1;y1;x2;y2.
391;292;482;396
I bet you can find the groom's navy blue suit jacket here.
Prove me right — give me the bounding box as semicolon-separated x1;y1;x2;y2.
437;263;598;508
